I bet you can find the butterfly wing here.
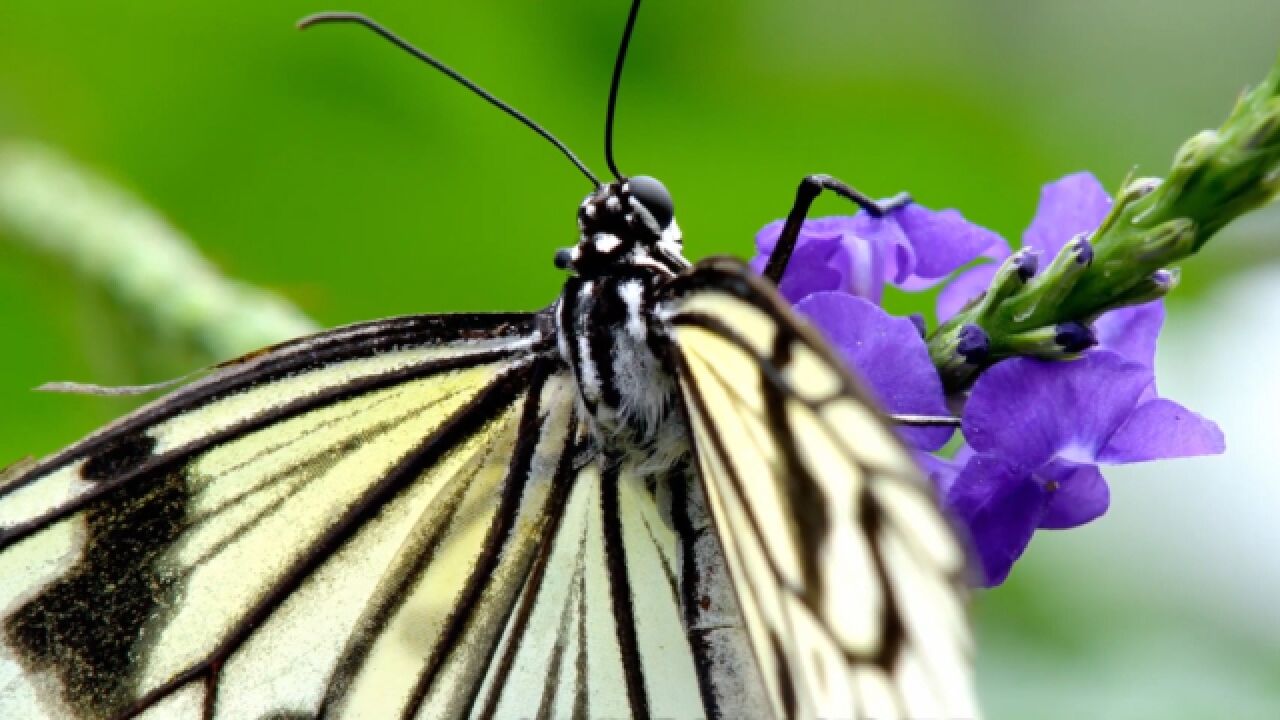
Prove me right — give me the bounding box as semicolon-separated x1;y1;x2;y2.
2;262;977;720
0;309;748;720
0;311;592;719
475;457;716;719
658;258;978;720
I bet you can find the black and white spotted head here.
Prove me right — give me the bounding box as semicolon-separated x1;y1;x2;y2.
555;175;689;278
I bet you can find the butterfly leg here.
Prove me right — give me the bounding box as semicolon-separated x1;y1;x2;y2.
762;174;911;284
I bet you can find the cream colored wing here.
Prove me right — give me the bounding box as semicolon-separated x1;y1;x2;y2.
309;392;718;720
472;457;703;720
658;259;979;720
0;312;583;719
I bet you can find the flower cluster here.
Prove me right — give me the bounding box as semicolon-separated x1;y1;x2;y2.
753;173;1224;586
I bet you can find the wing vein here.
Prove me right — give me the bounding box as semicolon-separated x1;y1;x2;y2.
115;359;539;719
1;315;548;502
401;361;560;718
0;349;548;551
470;435;586;720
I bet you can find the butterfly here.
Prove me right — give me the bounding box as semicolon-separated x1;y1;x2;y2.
0;3;978;719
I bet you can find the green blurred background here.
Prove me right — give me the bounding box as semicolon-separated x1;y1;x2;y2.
2;1;1278;717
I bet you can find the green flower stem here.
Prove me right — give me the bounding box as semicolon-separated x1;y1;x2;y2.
0;143;318;360
929;53;1280;393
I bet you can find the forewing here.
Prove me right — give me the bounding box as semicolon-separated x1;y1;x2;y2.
658;259;978;720
0;312;584;720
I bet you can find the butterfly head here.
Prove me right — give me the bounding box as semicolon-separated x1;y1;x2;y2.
555;176;687;277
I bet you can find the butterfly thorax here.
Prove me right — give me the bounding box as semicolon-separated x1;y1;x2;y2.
555;177;691;470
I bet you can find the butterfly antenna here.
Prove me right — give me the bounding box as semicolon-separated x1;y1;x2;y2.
603;0;642;181
298;12;601;187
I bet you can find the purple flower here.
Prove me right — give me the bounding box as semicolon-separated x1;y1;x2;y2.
752;172;1225;587
750;203;1008;305
928;172;1223;585
948;353;1224;585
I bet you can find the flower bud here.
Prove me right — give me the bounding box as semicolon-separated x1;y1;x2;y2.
956;324;991;364
1001;322;1096;359
1108;267;1181;308
968;249;1039;319
1137;217;1197;263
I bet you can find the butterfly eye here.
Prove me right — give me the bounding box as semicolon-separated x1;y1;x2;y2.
626;175;674;229
554;248;574;269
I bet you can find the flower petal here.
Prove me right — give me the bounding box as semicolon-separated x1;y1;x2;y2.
754;218;784;257
1097;396;1226;463
935;262;1000;323
962;353;1151;467
889;204;1009;288
850;212;913;287
796;292;953;451
830;230;889;303
749;231;845;303
1036;460;1110;529
1021;172;1112;256
1093;299;1165;369
945;453;1046;586
752;203;1010;302
751;217;887;303
917;444;974;496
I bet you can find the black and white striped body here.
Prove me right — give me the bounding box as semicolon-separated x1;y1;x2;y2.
555;178;691;471
551;179;771;717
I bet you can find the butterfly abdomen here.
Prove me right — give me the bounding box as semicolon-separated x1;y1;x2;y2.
557;273;687;471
